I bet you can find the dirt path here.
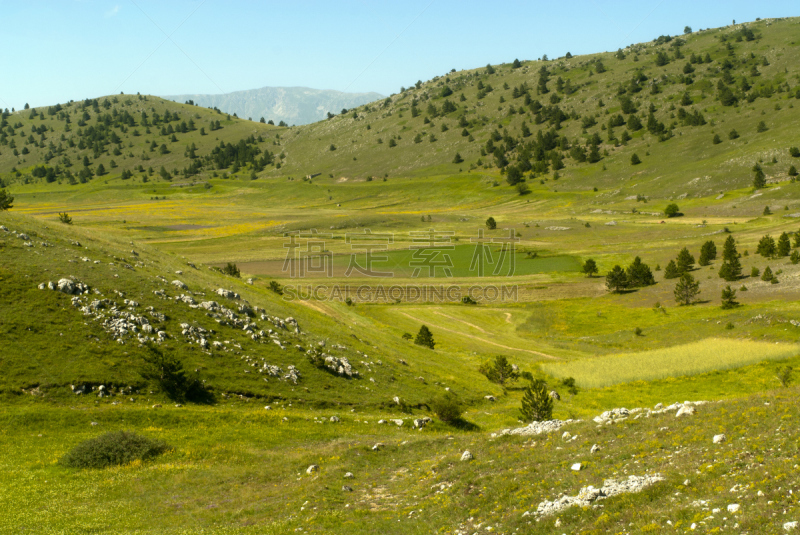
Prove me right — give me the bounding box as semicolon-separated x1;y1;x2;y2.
399;312;559;360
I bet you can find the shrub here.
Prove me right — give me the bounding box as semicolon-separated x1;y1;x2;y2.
429;392;463;423
776;366;793;387
58;212;73;224
401;332;413;341
461;295;477;305
268;280;283;295
140;343;213;403
561;377;578;395
222;263;240;278
478;356;519;387
485;216;497;230
60;431;169;469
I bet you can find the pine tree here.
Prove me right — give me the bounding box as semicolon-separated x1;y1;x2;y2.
761;266;774;282
520;380;553;422
674;272;700;305
478;356;519;387
777;232;791;257
631;153;641;165
626;256;655;287
756;235;776;257
452;152;463;164
753;163;767;189
605;265;628;293
582;258;598;277
414;325;435;349
676;247;695;273
664;259;680;279
699;240;717;266
721;285;738;309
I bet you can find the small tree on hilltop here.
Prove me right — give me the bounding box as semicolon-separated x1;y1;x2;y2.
582;258;598;277
479;356;519;387
485;216;497;230
520;379;553;422
721;285;738;309
415;325;435;349
674;272;700;305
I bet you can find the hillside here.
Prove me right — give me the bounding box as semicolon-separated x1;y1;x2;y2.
163;86;385;127
2;17;800;200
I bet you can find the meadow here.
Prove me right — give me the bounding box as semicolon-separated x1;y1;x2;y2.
3;16;800;534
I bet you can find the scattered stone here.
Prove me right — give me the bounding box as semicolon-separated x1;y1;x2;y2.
344;472;354;479
342;485;353;492
485;395;496;402
329;416;340;423
713;434;726;444
727;504;740;513
172;280;187;290
676;405;697;418
784;521;798;531
533;474;664;517
591;444;601;454
371;443;384;451
152;404;162;408
413;417;432;429
502;419;569;437
306;464;319;474
549;390;560;400
460;450;474;462
570;463;582;472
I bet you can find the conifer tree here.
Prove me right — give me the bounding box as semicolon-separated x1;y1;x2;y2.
414;325;435;349
676;247;695;273
674;272;700;305
777;232;791;257
520;380;553;422
721;285;738;309
664;259;680;279
753;163;767;189
605;265;628;293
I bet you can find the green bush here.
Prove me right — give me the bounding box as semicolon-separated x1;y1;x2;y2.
60;431;169;469
428;392;463;423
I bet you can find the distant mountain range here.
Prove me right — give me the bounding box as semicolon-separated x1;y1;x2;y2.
163;86;384;126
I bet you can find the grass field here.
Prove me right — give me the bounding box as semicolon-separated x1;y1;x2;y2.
542;338;799;387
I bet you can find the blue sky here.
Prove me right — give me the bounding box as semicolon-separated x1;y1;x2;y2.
0;1;796;109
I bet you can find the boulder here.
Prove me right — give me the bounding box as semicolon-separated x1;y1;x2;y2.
727;504;740;513
371;443;384;451
306;464;319;474
172;280;187;290
329;416;340;423
342;485;353;492
713;434;726;444
343;472;354;479
570;463;582;471
485;395;496;402
784;521;798;531
549;391;561;400
460;450;474;462
675;405;697;418
57;278;76;294
590;444;601;454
